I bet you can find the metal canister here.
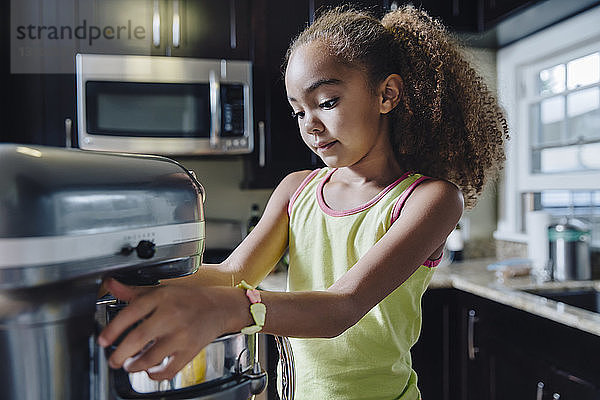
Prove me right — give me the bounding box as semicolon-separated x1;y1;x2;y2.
548;219;592;281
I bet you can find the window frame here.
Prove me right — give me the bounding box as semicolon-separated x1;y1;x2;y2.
521;43;600;184
495;5;600;243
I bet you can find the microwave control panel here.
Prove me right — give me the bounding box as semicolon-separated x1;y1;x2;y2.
221;84;245;137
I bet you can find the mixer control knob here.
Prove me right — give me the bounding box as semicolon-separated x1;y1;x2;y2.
135;240;156;259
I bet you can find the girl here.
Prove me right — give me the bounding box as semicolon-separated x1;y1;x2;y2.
99;5;507;399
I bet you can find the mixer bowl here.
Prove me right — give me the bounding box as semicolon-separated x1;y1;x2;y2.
117;332;255;395
99;298;266;400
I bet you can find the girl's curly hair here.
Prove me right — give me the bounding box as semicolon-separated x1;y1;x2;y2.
285;5;509;209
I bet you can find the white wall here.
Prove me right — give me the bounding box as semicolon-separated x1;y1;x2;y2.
461;47;500;243
174;157;274;226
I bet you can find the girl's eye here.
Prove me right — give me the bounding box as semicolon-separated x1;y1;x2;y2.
319;98;339;109
291;110;305;120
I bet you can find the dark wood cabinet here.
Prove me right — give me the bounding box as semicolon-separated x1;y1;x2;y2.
0;0;75;146
74;0;251;59
485;339;549;400
482;0;539;29
6;74;76;147
242;0;318;188
549;367;600;400
152;0;251;60
414;288;600;400
411;288;461;400
414;0;480;32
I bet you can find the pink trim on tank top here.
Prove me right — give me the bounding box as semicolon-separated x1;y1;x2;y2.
287;169;322;216
317;168;411;217
389;176;429;225
388;175;443;268
423;253;443;268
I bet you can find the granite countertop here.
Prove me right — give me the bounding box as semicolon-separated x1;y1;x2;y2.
431;258;600;337
261;259;600;337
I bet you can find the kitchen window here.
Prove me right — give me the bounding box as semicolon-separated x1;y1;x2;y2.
496;5;600;248
526;50;600;175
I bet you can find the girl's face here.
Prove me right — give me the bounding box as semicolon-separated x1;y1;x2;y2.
285;41;394;169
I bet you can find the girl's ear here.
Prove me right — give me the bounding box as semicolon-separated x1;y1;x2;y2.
379;74;403;114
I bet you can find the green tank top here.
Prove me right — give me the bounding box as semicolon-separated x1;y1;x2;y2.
286;168;439;400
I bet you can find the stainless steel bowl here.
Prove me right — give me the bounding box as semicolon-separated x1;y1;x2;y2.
98;298;267;400
124;332;255;394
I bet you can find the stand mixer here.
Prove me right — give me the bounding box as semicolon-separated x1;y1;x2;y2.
0;144;267;400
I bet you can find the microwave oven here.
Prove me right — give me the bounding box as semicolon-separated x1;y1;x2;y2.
75;54;253;155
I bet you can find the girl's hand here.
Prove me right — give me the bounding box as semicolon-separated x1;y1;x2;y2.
97;278;246;381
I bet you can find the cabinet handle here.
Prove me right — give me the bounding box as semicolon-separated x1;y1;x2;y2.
467;309;479;360
209;70;221;149
64;118;72;148
258;121;265;167
229;0;237;49
152;0;160;47
536;382;544;400
172;0;180;48
452;0;460;16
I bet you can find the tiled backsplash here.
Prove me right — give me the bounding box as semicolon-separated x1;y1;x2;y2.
464;237;497;259
495;239;528;260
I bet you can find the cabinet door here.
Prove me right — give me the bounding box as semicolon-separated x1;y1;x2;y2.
412;288;461;400
2;73;77;146
547;367;600;400
458;292;555;400
75;0;250;59
486;335;550;400
75;0;154;57
483;339;600;400
242;0;319;188
417;0;480;32
167;0;250;59
482;0;533;29
4;0;78;146
457;298;492;400
459;291;600;400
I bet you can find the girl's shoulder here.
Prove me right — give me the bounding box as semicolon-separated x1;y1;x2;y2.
404;177;464;215
279;169;318;194
270;169;322;213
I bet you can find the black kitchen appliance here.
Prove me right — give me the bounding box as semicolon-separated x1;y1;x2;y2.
0;144;267;399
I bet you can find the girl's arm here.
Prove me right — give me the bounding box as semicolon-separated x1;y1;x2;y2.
99;177;463;380
166;170;312;288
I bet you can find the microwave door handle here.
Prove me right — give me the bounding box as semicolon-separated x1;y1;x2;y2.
258;121;266;167
209;70;221;149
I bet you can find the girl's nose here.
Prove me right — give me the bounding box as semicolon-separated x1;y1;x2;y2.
303;113;323;135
